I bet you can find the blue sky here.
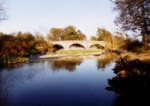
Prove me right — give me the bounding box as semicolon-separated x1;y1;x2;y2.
0;0;117;39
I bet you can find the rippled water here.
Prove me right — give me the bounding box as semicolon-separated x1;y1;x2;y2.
0;53;117;106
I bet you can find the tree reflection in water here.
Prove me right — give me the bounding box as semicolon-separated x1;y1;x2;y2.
106;59;150;106
47;53;118;72
47;58;83;72
97;53;117;70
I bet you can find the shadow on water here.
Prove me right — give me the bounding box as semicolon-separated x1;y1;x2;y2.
106;59;150;106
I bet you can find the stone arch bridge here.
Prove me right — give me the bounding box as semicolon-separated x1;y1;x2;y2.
50;40;105;50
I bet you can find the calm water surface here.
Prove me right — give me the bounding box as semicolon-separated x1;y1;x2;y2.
0;53;117;106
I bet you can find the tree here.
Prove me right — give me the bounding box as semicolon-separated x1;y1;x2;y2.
90;28;113;50
46;26;87;41
77;30;86;40
46;28;63;41
64;26;79;40
96;28;112;43
113;31;125;45
0;32;53;57
90;28;113;42
90;36;97;41
111;0;150;47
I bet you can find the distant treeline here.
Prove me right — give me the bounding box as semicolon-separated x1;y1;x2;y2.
0;25;148;59
0;32;53;57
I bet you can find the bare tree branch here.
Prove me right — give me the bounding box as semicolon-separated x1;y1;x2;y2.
112;0;150;41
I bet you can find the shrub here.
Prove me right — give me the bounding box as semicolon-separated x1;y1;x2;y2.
121;38;145;53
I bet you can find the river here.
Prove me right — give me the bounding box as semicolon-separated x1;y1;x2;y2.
0;53;118;106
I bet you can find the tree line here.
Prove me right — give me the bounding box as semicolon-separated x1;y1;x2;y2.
0;32;53;57
0;25;147;60
0;26;87;58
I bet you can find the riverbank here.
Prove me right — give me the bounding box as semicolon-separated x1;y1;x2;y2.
1;50;150;65
38;50;105;59
119;51;150;63
0;50;105;64
48;50;104;55
0;57;29;64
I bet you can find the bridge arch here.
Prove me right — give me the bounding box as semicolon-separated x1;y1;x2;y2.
69;43;85;50
89;44;104;49
53;44;64;51
51;41;105;50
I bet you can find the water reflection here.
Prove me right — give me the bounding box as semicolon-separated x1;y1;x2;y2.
46;53;118;72
0;53;118;72
47;57;83;72
106;59;150;106
0;53;118;106
96;53;117;70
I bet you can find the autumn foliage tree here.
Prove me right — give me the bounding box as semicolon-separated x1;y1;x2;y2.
112;0;150;48
91;28;113;42
91;36;97;41
91;28;113;50
96;28;113;42
0;32;52;57
47;26;86;41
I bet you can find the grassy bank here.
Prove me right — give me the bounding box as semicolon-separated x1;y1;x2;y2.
118;50;150;63
48;49;104;55
0;57;29;64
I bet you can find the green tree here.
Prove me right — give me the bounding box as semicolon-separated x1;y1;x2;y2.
90;28;113;50
96;28;112;43
47;28;63;41
47;26;87;41
90;36;97;41
64;26;78;40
